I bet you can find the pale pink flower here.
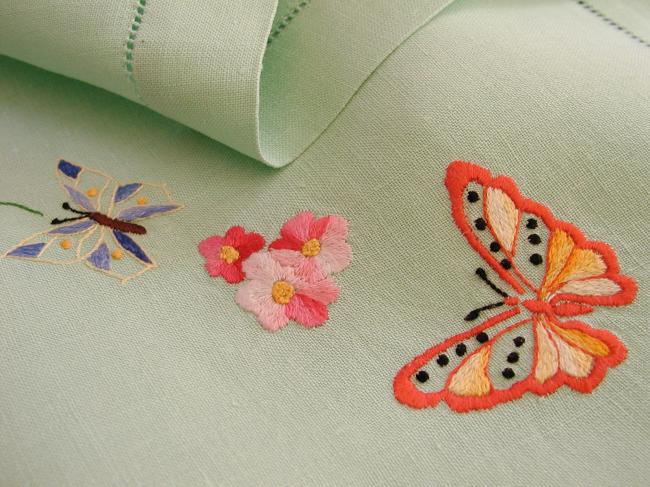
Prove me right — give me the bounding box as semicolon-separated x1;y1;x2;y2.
235;252;340;331
269;211;352;280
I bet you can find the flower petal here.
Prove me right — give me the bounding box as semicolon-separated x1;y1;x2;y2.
219;262;246;284
318;239;353;274
204;259;227;277
286;294;329;328
274;211;314;245
198;235;224;259
270;249;328;281
242;251;296;284
296;276;340;305
309;215;330;239
235;280;289;331
224;226;247;246
238;232;266;259
321;215;349;241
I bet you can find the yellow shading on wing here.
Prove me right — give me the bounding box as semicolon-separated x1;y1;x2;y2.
486;187;519;253
554;249;606;285
448;348;491;397
542;230;574;294
550;329;595;378
549;323;610;357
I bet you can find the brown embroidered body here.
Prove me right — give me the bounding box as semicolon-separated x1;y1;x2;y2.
88;212;146;234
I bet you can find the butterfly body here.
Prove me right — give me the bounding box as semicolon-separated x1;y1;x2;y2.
86;211;147;235
2;160;182;282
394;161;636;412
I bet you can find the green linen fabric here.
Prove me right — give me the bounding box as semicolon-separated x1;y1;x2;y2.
0;0;453;166
1;0;649;485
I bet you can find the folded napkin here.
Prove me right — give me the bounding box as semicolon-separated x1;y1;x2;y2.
0;0;454;166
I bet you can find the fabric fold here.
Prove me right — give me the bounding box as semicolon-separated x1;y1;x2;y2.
0;0;454;167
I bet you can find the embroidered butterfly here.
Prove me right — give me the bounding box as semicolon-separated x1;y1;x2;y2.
393;161;637;412
2;160;183;283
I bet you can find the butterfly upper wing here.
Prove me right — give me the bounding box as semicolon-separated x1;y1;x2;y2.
56;159;112;212
394;311;627;412
445;161;637;307
107;181;182;221
3;220;100;264
540;225;637;310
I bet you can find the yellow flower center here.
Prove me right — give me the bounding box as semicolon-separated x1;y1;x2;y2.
86;187;98;197
111;249;123;260
59;239;72;250
301;238;321;257
219;245;240;264
271;280;295;305
137;197;148;205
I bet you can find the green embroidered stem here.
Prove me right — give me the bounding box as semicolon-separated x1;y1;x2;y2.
0;201;44;216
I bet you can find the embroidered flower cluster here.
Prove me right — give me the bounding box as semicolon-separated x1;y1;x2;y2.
199;212;352;331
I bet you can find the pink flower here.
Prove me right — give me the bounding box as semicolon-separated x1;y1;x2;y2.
269;211;352;280
198;226;265;284
235;252;340;331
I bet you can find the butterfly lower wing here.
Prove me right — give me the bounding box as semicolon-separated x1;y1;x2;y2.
539;315;626;393
84;228;157;282
395;310;626;412
2;220;100;264
393;308;523;409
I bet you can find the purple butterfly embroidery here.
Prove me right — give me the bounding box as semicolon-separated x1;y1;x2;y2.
2;160;183;283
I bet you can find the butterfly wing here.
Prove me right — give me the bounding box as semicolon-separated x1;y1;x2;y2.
394;311;626;412
394;308;523;409
540;228;637;311
445;161;637;307
107;181;182;222
2;219;100;264
83;227;156;283
56;159;112;212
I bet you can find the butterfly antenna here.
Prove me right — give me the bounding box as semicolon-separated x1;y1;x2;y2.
464;301;505;321
475;268;508;298
51;215;88;225
62;202;89;216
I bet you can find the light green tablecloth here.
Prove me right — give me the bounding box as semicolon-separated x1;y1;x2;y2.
1;1;649;485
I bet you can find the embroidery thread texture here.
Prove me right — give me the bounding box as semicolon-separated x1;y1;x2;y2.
199;211;352;331
393;161;636;413
2;159;183;283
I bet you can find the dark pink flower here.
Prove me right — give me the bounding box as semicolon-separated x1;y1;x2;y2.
198;226;265;284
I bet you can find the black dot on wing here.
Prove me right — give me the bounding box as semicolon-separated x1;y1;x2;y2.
507;352;519;363
513;336;525;347
500;259;512;270
502;368;515;379
474;218;487;230
476;332;489;343
489;242;500;252
526;218;538;229
467;191;480;203
455;343;467;356
415;370;429;383
528;234;541;245
529;253;543;265
436;354;449;367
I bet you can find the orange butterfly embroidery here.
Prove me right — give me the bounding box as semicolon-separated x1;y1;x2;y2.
393;161;637;412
